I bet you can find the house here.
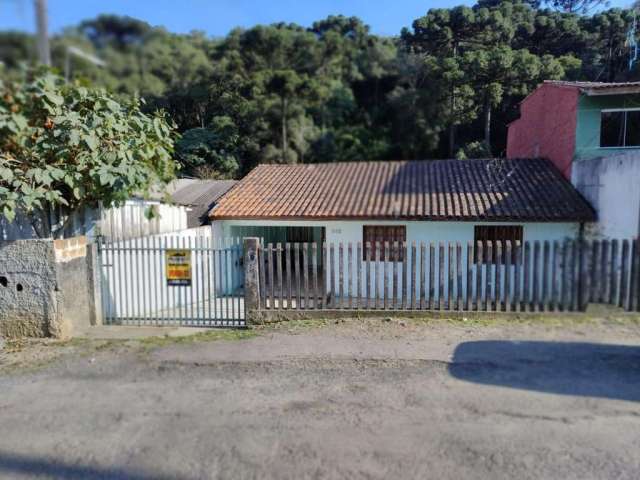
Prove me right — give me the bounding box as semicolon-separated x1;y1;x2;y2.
168;179;237;228
209;159;595;250
507;80;640;238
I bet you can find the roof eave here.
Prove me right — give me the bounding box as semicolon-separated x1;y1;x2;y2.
582;87;640;96
210;214;595;223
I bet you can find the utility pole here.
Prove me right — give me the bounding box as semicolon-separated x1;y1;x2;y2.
34;0;51;66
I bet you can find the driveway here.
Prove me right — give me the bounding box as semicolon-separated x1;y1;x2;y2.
1;317;640;479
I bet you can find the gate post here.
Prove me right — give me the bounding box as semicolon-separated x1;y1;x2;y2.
243;237;260;321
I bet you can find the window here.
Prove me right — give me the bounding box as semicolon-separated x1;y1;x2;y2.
600;109;640;148
363;226;406;261
474;225;523;262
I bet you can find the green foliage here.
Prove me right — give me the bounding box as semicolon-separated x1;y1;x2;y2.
456;141;493;159
0;70;176;237
175;122;240;179
1;4;638;173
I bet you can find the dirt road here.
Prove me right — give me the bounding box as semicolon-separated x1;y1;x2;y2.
1;317;640;479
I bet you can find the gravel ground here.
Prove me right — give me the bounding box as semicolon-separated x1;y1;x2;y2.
1;317;640;479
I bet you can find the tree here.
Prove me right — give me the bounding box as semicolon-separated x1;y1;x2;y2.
0;71;177;238
543;0;609;15
175;121;240;179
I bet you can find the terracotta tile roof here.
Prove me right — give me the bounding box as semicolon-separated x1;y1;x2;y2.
210;159;596;222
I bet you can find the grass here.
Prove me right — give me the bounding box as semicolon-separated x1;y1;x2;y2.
135;328;258;351
0;327;258;374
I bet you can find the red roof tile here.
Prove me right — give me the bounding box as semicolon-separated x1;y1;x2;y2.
210;159;595;222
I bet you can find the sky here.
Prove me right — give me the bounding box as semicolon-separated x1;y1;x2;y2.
0;0;634;39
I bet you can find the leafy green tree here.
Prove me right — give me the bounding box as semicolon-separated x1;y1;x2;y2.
0;71;176;238
0;32;35;69
175;120;240;179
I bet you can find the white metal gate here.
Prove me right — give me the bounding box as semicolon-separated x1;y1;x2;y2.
98;232;245;327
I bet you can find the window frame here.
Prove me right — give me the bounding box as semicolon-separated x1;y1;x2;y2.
473;225;523;263
600;108;640;149
362;225;406;262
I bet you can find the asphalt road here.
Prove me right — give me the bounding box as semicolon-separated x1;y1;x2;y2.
1;318;640;479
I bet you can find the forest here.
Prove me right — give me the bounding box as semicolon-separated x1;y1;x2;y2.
1;0;639;179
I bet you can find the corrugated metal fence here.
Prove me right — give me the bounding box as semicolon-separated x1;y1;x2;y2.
258;239;640;313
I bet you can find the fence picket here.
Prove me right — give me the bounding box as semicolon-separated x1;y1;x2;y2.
375;242;381;310
630;239;640;311
338;242;344;308
392;241;399;309
532;241;541;312
466;242;473;311
402;241;408;310
448;243;454;311
456;243;462;311
610;240;618;306
590;240;600;304
366;242;372;309
384;242;390;309
347;243;353;309
513;241;521;312
485;241;493;312
600;240;610;304
357;242;362;309
523;242;531;312
438;243;445;310
504;241;512;312
322;242;328;309
285;243;292;309
550;241;559;312
429;243;435;310
330;243;336;308
312;242;318;310
579;240;591;312
420;243;427;310
276;243;283;310
619;240;630;309
541;241;550;312
475;241;483;312
411;242;417;310
303;242;309;310
574;240;583;311
495;241;502;312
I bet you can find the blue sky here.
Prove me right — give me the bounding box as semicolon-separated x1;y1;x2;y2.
0;0;634;37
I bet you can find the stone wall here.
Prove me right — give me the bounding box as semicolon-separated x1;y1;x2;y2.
0;236;99;339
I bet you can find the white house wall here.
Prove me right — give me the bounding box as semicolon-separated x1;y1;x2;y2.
572;151;640;239
214;219;580;301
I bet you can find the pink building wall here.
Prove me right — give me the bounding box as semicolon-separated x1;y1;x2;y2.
507;83;579;180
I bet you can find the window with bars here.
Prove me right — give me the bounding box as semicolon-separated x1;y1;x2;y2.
362;226;406;261
600;109;640;148
474;225;523;262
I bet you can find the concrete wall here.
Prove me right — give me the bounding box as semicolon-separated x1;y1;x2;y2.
54;237;100;334
572;151;640;239
0;237;98;338
507;84;579;179
0;240;59;338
